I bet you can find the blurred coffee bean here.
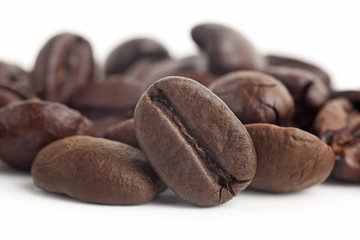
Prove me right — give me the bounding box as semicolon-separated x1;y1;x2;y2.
191;23;264;74
69;79;144;135
125;59;158;80
331;90;360;111
0;60;35;98
181;72;218;87
92;116;125;137
105;38;170;76
313;98;360;181
141;55;216;87
0;99;95;171
0;86;25;108
32;33;95;103
265;54;331;88
104;118;139;148
209;71;294;125
265;66;329;130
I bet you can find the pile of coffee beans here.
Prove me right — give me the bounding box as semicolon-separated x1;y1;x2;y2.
0;23;358;207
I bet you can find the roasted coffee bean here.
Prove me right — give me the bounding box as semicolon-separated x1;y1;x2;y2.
0;99;94;171
32;33;95;103
102;74;137;83
140;55;215;87
69;79;144;136
0;60;35;98
265;54;331;88
125;59;157;80
181;72;218;87
331;90;360;111
313;98;360;181
104;118;139;148
191;23;264;74
32;136;164;205
69;80;144;120
246;123;335;192
0;86;24;108
105;38;170;76
265;66;329;130
135;76;257;207
92;116;126;137
208;71;294;125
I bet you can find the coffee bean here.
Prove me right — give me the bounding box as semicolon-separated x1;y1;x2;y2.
265;54;331;88
0;60;35;98
265;66;329;130
208;71;294;125
140;55;215;87
0;99;95;171
191;23;264;74
69;79;144;136
0;86;24;108
330;90;360;111
125;59;157;80
104;118;139;148
313;98;360;181
105;38;170;76
246;123;335;192
181;72;218;87
32;136;164;205
134;76;257;207
70;80;142;118
91;116;125;137
32;33;95;103
69;79;144;120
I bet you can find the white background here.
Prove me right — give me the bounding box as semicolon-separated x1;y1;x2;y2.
1;0;359;239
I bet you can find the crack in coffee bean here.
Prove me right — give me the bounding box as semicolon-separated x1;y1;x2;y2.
255;97;280;125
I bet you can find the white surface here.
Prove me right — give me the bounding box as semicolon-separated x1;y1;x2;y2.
1;0;359;239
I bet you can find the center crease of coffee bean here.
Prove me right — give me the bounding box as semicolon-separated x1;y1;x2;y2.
150;88;250;202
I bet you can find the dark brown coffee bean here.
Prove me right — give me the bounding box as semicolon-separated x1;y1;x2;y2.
134;76;257;207
313;98;360;181
0;60;35;98
105;38;170;76
125;59;159;80
32;33;95;103
191;23;264;74
208;71;294;125
141;55;214;87
92;116;125;137
331;90;360;111
246;123;335;192
32;136;164;205
102;74;137;83
0;86;24;108
104;118;139;148
265;66;329;130
265;54;331;88
181;72;218;87
0;99;95;171
69;80;144;120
